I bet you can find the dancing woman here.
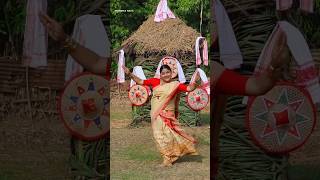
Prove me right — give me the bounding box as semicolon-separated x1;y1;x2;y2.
123;64;202;166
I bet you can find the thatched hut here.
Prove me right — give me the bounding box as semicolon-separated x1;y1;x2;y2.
119;15;205;126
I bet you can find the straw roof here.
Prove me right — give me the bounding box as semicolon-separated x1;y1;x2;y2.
121;15;201;57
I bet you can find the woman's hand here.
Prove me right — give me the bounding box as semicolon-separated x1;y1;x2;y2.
268;33;291;81
187;72;200;92
271;33;290;69
122;66;143;85
39;13;67;43
195;71;201;81
122;65;131;75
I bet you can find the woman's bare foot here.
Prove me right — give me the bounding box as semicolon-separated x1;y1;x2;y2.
160;159;173;167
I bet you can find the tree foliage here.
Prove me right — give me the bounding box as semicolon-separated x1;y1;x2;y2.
110;0;210;50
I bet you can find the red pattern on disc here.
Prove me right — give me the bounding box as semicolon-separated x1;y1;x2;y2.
58;72;110;141
186;88;209;111
128;85;149;106
246;83;316;154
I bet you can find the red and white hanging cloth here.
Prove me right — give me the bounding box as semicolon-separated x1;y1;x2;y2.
23;0;48;68
276;0;314;13
195;37;209;66
117;49;125;83
154;0;176;22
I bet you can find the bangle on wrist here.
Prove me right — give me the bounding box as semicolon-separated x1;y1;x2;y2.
267;65;277;74
269;65;275;71
267;65;281;79
190;82;199;90
63;36;78;52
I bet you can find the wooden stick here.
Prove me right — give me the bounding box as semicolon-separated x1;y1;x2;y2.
25;66;34;131
200;0;203;35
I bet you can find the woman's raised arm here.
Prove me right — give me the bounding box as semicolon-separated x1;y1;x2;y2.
39;13;108;75
123;66;144;85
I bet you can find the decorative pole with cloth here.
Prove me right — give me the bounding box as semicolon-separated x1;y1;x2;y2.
22;0;48;126
117;49;125;84
116;49;125;95
23;0;48;68
195;36;209;67
154;0;176;22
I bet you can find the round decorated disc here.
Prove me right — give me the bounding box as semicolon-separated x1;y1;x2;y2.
128;85;149;106
247;83;316;154
162;56;178;78
186;88;209;111
58;73;110;141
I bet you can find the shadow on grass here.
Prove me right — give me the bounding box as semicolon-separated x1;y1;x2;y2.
175;155;203;164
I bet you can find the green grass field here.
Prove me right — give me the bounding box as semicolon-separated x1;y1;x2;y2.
110;96;210;180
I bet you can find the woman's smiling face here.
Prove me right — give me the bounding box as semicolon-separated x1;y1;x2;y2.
160;68;172;83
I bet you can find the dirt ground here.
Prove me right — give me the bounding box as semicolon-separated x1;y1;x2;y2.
110;83;210;180
0;107;71;179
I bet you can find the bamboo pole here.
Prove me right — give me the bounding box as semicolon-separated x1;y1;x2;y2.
25;66;34;132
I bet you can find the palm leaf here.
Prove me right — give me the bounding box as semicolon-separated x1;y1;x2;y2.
69;154;104;178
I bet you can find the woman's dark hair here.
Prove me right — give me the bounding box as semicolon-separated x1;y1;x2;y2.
160;64;171;73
